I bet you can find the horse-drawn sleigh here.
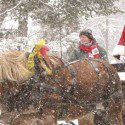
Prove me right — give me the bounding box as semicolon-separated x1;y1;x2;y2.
0;50;124;125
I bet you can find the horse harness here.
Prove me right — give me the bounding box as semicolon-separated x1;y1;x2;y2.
61;60;77;95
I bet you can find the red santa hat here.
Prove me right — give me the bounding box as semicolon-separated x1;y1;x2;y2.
113;25;125;57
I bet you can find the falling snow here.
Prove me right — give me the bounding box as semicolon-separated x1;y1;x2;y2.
0;0;125;125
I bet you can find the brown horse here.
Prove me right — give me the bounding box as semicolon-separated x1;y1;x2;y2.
0;50;123;125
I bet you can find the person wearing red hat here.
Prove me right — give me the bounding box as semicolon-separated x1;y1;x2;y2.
112;25;125;62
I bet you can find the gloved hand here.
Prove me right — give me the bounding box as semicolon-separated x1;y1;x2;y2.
120;55;125;62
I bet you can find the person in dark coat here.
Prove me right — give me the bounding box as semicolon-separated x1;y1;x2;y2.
69;30;108;62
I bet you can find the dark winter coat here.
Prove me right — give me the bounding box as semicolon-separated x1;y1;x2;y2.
69;46;108;62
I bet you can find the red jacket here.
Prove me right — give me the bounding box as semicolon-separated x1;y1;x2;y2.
79;44;101;59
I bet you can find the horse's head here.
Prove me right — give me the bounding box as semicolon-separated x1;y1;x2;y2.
34;55;65;78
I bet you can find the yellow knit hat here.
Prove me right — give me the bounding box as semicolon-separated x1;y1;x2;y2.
37;39;45;46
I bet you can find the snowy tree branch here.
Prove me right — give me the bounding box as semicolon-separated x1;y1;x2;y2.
38;0;54;11
0;0;24;16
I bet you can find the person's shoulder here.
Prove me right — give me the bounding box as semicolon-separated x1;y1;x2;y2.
97;45;106;50
97;45;108;59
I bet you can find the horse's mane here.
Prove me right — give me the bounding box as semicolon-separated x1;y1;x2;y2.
0;50;32;84
1;53;65;112
0;50;64;84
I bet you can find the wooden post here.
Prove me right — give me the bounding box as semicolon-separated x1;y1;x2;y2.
106;18;109;53
59;17;62;59
58;2;62;59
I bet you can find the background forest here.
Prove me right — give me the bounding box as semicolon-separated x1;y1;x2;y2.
0;0;125;61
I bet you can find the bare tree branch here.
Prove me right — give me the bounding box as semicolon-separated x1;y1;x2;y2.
0;0;24;16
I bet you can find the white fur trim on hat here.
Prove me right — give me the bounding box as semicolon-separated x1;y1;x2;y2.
112;45;125;56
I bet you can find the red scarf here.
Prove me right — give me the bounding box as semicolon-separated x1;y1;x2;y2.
79;44;101;59
79;45;92;53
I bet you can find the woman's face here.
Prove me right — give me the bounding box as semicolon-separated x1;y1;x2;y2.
80;35;90;44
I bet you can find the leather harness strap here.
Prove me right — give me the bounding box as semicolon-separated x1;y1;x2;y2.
56;59;77;95
67;65;77;95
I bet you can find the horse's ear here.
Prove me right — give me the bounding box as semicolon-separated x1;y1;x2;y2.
26;52;30;59
32;46;36;52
